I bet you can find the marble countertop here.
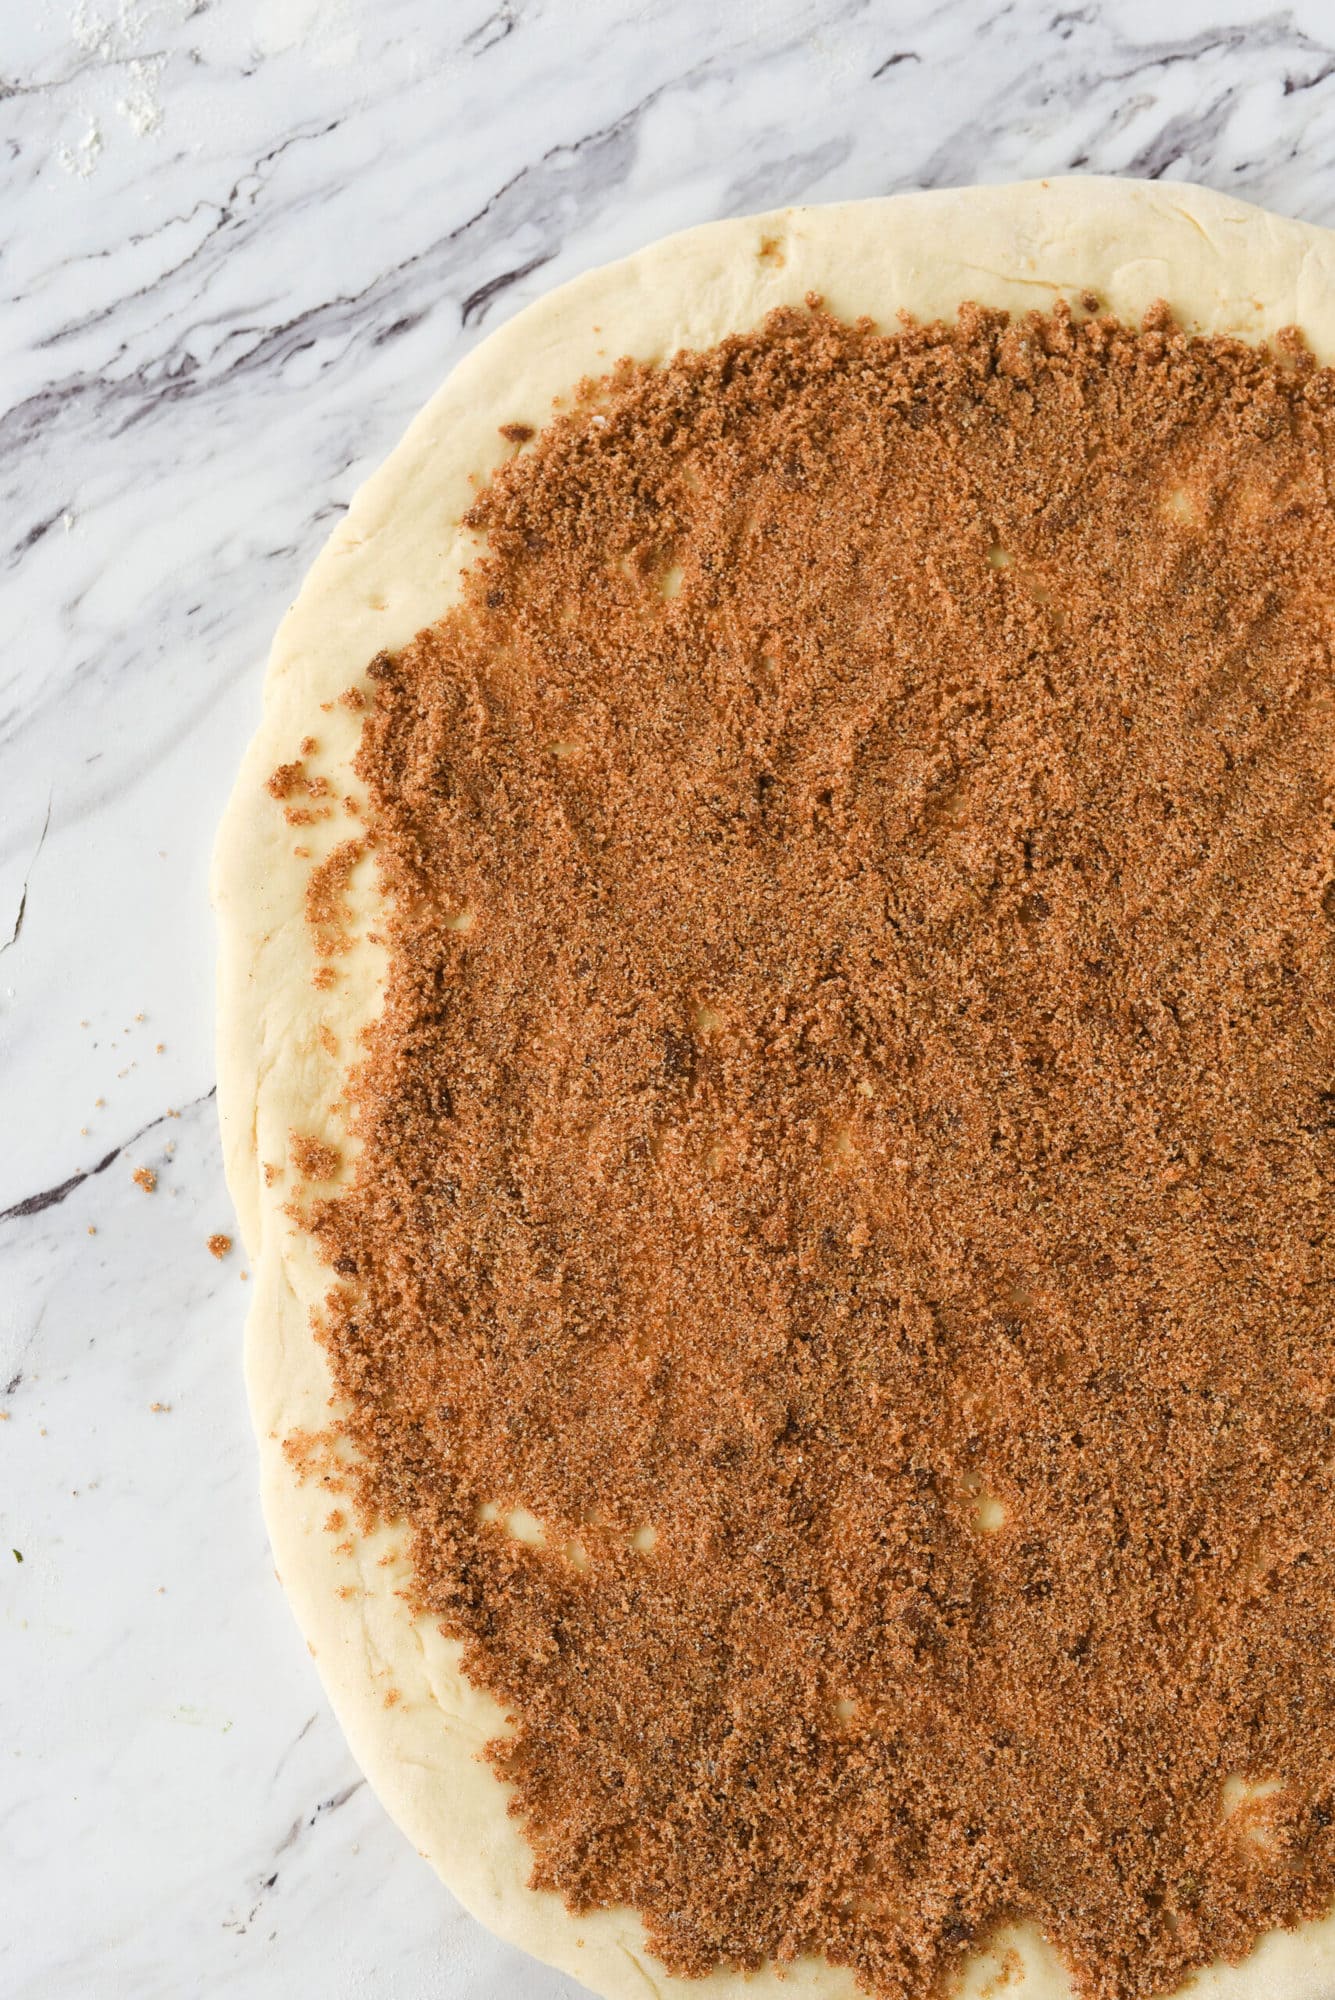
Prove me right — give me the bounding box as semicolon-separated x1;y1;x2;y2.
7;2;1335;1994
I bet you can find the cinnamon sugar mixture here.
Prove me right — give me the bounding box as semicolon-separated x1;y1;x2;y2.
305;304;1335;2000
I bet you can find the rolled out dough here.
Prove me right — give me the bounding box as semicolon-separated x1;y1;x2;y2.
213;178;1335;2000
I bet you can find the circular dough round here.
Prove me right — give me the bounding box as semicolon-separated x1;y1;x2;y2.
213;177;1335;2000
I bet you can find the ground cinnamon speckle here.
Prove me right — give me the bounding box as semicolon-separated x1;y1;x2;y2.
301;303;1335;2000
132;1167;156;1194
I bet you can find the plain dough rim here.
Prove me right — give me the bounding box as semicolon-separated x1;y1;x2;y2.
212;177;1335;2000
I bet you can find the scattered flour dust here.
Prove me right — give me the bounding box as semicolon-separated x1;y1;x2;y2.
58;0;358;178
118;56;166;137
58;118;104;179
57;0;189;176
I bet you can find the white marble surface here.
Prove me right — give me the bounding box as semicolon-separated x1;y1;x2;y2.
8;1;1335;1994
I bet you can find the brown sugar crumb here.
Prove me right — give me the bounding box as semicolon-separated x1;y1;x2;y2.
499;420;535;444
293;844;311;859
86;1226;96;1236
325;1508;346;1533
207;1233;232;1260
300;735;318;756
266;759;305;800
284;805;316;826
306;775;332;800
318;1024;338;1058
282;1425;345;1488
311;966;337;991
302;302;1335;2000
290;1133;340;1182
149;1401;170;1413
262;1162;282;1187
305;838;364;954
338;685;366;712
131;1167;156;1194
383;1687;401;1708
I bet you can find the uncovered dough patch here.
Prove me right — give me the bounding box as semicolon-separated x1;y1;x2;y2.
282;300;1335;2000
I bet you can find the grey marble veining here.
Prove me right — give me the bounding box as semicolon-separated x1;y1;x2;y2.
6;2;1335;1993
